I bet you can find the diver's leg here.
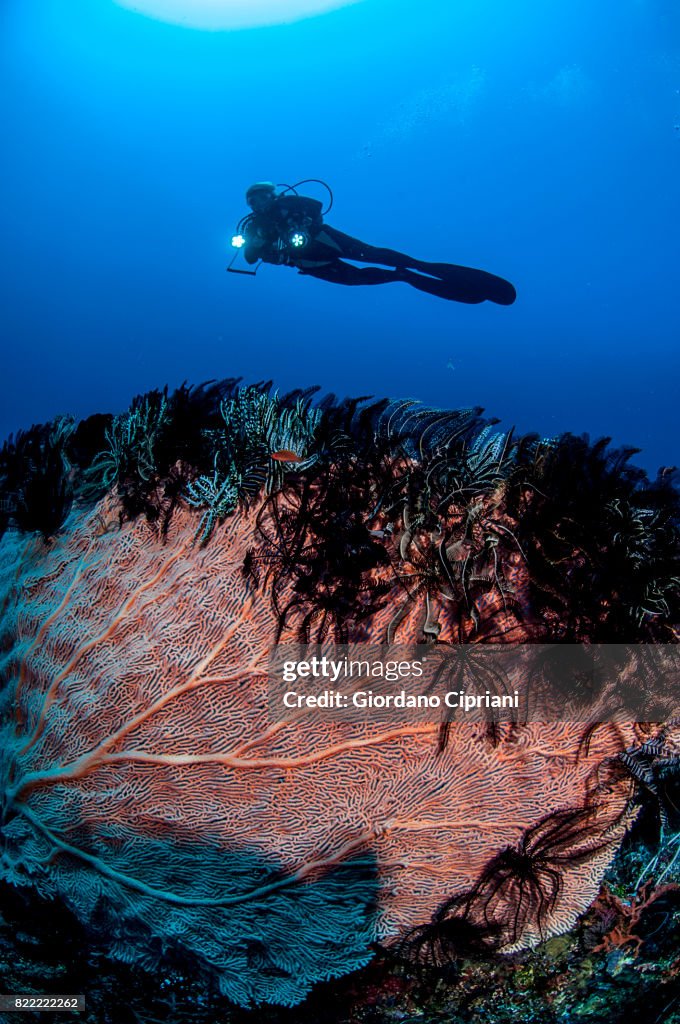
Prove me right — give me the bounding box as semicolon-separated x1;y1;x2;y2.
297;259;514;304
297;261;402;286
319;226;516;304
317;227;414;269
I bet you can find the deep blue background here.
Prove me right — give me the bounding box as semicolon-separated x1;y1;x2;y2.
1;0;678;472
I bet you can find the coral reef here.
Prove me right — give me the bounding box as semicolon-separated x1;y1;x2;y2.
2;793;679;1024
0;380;678;1009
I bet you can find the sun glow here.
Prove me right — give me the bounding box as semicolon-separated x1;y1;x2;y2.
114;0;364;30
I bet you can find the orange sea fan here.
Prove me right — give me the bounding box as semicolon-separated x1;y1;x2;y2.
0;492;641;1005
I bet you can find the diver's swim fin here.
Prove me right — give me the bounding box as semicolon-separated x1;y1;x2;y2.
407;261;516;305
399;266;516;305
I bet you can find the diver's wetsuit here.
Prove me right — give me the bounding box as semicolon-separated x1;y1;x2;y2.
243;194;516;305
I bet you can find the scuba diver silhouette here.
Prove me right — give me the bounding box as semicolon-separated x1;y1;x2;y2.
229;180;516;305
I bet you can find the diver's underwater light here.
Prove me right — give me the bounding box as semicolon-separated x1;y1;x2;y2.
232;234;246;248
290;232;308;249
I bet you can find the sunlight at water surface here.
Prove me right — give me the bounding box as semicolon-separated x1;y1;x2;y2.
114;0;364;29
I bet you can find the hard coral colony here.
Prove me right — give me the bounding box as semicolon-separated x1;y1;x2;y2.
0;381;678;1006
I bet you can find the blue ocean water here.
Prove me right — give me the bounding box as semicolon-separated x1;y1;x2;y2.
1;0;678;474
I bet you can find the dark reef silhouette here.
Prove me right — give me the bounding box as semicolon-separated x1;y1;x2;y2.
1;379;678;643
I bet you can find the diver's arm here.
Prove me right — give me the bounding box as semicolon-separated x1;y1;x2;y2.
244;243;264;265
244;238;288;266
243;216;277;264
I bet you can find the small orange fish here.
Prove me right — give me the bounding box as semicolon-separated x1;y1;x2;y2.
270;449;303;463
